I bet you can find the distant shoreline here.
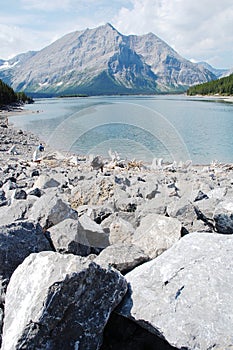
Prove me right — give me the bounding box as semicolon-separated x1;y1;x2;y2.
186;94;233;103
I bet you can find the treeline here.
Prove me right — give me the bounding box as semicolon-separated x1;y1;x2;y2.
0;79;33;107
187;74;233;96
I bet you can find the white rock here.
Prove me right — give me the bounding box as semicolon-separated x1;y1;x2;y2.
118;232;233;350
132;213;181;258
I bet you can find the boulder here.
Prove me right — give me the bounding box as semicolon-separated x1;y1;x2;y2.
1;251;127;350
89;205;114;224
0;198;36;225
115;197;138;213
91;155;104;171
13;188;27;200
135;197;167;221
214;200;233;234
118;232;233;350
28;193;78;229
108;217;135;245
101;212;138;232
77;205;113;224
32;174;60;189
132;213;181;258
70;177;115;207
48;218;108;256
206;187;227;199
95;243;149;273
31;169;40;177
79;214;110;252
28;187;42;198
193;190;209;202
0;221;51;299
0;190;7;207
169;203;212;233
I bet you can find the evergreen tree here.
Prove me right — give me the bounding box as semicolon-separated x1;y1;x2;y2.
0;79;33;107
187;74;233;96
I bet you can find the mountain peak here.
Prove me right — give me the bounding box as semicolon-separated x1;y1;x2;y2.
0;23;218;95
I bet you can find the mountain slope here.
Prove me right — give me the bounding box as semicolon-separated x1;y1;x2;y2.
0;23;217;95
196;62;229;78
128;32;217;90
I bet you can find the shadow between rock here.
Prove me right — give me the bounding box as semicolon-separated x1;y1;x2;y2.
100;313;180;350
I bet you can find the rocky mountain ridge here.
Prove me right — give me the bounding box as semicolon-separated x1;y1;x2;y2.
0;23;224;95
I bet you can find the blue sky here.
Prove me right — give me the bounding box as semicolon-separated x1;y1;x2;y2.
0;0;232;68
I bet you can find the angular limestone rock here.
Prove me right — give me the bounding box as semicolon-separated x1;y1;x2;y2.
118;232;233;350
0;198;36;225
108;217;135;245
28;193;78;229
48;217;109;256
214;200;233;234
1;251;127;350
0;221;51;299
95;243;149;273
79;214;110;252
32;174;60;189
132;213;181;258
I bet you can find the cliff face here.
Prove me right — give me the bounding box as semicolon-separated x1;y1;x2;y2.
0;23;216;95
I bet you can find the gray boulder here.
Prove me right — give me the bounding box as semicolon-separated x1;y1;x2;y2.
32;174;60;189
13;188;27;200
70;177;115;207
28;187;42;198
132;213;181;258
1;251;127;350
79;214;110;252
214;200;233;234
115;197;138;213
95;243;149;273
0;198;36;225
169;203;212;233
48;218;91;256
48;217;109;256
108;217;135;245
101;212;138;232
28;193;78;229
0;221;51;300
0;190;7;207
118;232;233;350
91;155;104;171
77;205;113;224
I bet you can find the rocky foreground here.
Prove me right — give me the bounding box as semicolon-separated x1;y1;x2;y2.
1;114;233;349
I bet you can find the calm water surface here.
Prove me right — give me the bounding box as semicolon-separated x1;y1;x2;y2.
10;95;233;164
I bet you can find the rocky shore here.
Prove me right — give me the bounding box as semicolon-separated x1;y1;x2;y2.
1;110;233;349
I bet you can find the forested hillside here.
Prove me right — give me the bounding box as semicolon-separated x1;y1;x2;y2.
0;79;33;107
187;74;233;96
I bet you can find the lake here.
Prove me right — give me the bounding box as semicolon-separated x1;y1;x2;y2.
10;95;233;165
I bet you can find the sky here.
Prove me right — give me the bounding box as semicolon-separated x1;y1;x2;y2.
0;0;232;69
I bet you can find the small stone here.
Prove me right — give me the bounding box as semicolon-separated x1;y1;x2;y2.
194;190;209;202
14;189;27;200
31;169;40;177
28;188;42;198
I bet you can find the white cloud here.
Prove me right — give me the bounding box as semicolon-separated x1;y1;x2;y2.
21;0;73;11
113;0;233;68
0;23;58;59
0;0;232;68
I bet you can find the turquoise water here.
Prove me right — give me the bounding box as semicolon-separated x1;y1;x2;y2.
10;95;233;164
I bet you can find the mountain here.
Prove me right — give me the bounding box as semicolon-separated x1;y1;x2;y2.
0;23;217;96
196;62;229;78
